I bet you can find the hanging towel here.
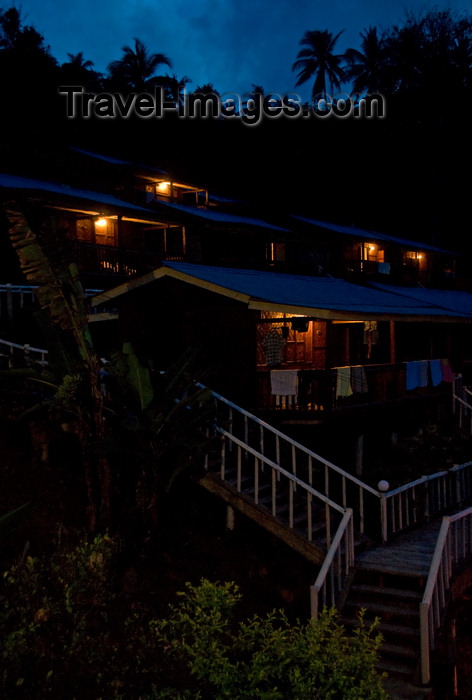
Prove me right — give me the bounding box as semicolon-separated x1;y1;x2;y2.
406;361;420;390
417;360;429;387
429;359;443;387
350;365;368;393
270;369;298;396
440;358;455;383
336;367;353;398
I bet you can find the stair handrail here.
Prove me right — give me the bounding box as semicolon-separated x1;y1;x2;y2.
0;284;103;319
0;337;48;366
216;426;346;516
310;508;354;619
380;462;472;542
198;384;380;526
200;385;472;546
0;284;103;295
453;374;472;435
216;426;354;609
419;506;472;686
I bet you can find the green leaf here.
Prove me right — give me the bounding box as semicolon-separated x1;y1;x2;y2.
122;342;154;410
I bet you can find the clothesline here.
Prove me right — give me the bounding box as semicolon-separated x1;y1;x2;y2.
269;359;455;399
404;358;454;390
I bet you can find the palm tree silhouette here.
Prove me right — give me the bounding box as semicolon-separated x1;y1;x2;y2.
66;51;94;71
194;83;219;96
159;73;192;107
107;38;171;91
344;27;389;97
60;52;102;91
292;29;347;102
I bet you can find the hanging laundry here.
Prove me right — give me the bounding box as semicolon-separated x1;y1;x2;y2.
363;321;379;359
429;359;443;387
406;360;429;390
440;358;455;383
417;360;429;387
350;365;368;393
377;262;391;275
336;367;353;398
406;361;420;390
270;369;298;396
262;328;286;367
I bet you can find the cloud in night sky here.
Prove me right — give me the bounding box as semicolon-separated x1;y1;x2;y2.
12;0;472;99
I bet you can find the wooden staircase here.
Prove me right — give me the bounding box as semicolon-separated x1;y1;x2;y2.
342;568;429;699
198;439;344;566
193;385;472;697
342;519;443;697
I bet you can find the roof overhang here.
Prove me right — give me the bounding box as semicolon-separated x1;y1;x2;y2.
0;174;171;227
292;216;458;256
91;262;472;324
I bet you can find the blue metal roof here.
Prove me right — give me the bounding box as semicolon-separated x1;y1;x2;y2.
93;261;472;322
0;173;164;219
293;215;457;256
154;200;291;232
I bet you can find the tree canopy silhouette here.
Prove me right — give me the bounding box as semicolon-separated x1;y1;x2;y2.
292;29;347;101
106;37;172;91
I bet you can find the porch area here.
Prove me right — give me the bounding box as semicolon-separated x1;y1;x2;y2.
256;359;455;414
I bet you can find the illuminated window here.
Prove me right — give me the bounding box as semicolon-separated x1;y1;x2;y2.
155;181;171;196
405;251;424;262
267;242;286;264
363;243;384;262
94;217;117;246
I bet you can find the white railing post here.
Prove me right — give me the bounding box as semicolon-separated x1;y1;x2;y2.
310;509;354;619
6;283;12;320
420;601;431;686
380;494;388;543
220;436;226;480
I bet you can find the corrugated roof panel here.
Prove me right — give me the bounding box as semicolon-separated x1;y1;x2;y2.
161;262;472;320
293;215;457;256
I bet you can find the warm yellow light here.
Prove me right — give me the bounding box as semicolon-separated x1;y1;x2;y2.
95;217;107;228
417;253;423;260
156;181;171;192
368;244;376;252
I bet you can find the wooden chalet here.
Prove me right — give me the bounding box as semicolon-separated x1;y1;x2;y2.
0;145;464;289
89;260;472;467
4;147;472;694
1;144;472;464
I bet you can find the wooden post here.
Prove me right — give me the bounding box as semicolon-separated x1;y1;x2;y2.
226;505;235;530
6;283;12;321
355;434;364;476
451;616;458;698
389;320;396;364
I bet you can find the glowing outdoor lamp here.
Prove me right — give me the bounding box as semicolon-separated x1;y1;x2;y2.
156;181;171;193
95;217;107;229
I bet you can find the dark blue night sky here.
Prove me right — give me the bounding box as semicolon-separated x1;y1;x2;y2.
14;0;472;99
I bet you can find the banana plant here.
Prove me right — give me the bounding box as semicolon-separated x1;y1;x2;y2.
2;199;110;532
2;200;214;539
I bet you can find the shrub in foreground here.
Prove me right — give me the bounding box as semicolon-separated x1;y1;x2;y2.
0;533;389;699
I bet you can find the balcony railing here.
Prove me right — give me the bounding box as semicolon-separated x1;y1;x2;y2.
257;361;451;413
71;242;164;277
343;259;422;284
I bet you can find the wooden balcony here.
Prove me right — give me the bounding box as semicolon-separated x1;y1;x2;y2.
71;241;165;278
256;362;452;415
343;260;422;286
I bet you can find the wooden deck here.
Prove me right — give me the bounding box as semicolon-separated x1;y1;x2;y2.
356;519;443;577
